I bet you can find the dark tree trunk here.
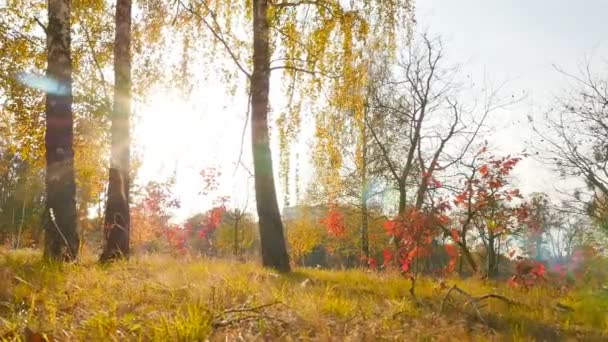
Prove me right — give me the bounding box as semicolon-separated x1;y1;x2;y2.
487;234;498;278
361;193;369;262
251;0;290;272
43;0;79;261
398;183;406;215
392;183;406;249
233;214;240;257
360;121;369;262
100;0;132;261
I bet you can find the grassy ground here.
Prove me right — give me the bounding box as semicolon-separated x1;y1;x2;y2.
0;249;606;341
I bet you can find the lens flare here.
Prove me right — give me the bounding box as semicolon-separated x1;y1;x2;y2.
18;72;69;95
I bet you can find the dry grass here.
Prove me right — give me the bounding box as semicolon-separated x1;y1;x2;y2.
0;249;606;341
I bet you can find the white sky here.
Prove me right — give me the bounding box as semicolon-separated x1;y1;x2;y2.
134;0;608;221
416;0;608;194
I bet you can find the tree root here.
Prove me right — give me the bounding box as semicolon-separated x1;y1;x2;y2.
440;285;524;325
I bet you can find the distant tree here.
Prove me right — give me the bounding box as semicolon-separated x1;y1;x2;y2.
522;192;551;260
43;0;79;260
101;0;133;262
522;196;595;265
286;206;327;266
367;35;495;220
310;77;390;264
176;0;414;273
130;180;180;252
449;150;531;277
215;209;257;258
533;61;608;235
0;153;45;248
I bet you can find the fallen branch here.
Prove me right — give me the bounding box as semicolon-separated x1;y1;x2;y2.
13;276;39;291
440;285;523;325
219;301;282;315
554;303;574;313
212;301;287;329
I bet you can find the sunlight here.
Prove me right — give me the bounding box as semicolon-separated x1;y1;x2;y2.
135;90;204;175
3;0;608;338
133;86;254;220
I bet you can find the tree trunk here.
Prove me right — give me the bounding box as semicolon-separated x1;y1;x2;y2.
43;0;79;261
361;191;369;262
234;214;240;257
535;234;543;260
16;197;26;249
392;183;406;249
459;241;478;274
360;120;369;262
100;0;132;262
251;0;290;272
487;235;498;278
398;183;406;215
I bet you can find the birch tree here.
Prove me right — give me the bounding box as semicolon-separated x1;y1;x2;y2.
100;0;132;261
43;0;79;260
176;0;415;271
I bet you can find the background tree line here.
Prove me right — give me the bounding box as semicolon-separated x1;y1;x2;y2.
0;0;606;282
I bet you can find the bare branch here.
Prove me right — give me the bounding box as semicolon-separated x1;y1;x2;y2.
176;0;251;78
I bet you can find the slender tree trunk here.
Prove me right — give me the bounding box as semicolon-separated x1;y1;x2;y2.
398;183;406;215
16;197;26;249
101;0;132;261
361;193;369;262
11;208;15;247
414;175;429;209
251;0;290;272
43;0;79;261
392;184;406;249
487;235;498;278
234;214;240;257
459;240;478;273
360;120;369;262
535;234;543;260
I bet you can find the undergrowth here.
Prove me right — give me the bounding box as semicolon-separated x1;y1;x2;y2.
0;249;606;341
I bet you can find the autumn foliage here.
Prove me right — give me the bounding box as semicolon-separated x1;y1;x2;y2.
384;207;447;273
320;205;347;237
447;150;533;275
374;150;545;280
508;258;547;289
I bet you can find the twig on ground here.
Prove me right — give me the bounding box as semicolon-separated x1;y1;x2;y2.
220;301;282;315
13;276;39;291
440;284;523;325
555;303;574;313
212;301;286;329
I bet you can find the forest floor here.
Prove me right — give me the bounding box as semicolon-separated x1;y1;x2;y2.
0;249;606;341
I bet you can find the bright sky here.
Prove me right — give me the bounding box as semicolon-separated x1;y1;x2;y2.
417;0;608;194
134;0;608;221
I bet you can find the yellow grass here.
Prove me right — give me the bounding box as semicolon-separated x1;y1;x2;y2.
0;249;606;341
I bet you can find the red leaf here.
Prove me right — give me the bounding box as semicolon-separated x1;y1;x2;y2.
368;257;378;270
444;244;459;257
384;219;400;237
382;249;393;266
321;206;347;237
479;164;489;176
450;228;460;243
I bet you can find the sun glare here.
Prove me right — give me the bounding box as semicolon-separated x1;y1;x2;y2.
133;86;254;220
